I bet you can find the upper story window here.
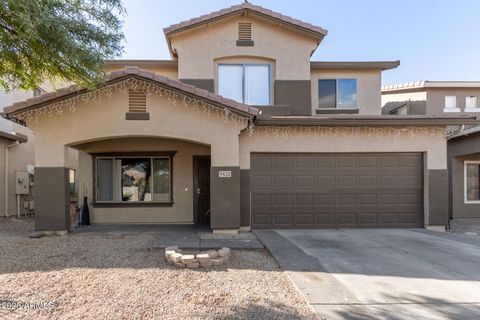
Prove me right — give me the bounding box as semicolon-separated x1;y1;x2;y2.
218;64;270;105
465;96;479;110
318;79;357;109
444;96;459;112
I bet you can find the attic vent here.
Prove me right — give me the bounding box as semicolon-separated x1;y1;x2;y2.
237;23;254;46
128;89;146;112
238;23;252;40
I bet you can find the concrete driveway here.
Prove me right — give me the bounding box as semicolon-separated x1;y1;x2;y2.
255;229;480;320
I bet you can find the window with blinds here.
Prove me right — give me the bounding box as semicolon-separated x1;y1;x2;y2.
128;89;147;112
218;64;270;105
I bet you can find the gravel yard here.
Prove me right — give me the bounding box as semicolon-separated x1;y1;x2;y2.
0;218;317;320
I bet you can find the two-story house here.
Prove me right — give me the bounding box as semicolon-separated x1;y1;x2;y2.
383;81;480;226
3;3;478;233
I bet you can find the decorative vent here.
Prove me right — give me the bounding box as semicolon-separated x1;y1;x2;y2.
128;89;146;112
238;22;252;41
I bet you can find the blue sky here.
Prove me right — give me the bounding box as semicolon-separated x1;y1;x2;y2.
121;0;480;85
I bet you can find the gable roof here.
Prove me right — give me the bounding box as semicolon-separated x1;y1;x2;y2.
2;67;258;122
163;2;327;57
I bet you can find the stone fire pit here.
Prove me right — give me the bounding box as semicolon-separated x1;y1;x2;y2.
165;246;230;269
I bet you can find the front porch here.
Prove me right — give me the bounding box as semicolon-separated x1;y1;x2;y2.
7;69;258;233
35;134;246;233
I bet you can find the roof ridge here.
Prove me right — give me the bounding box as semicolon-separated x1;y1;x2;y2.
163;2;327;36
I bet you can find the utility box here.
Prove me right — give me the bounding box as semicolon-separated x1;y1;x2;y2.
15;171;30;195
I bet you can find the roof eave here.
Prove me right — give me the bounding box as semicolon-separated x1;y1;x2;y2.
311;60;400;71
4;69;258;121
0;130;28;143
254;115;479;127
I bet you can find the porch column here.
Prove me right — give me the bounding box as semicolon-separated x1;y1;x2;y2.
210;138;241;232
34;142;73;232
424;150;449;231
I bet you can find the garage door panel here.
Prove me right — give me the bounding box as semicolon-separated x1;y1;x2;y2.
251;153;423;229
317;214;336;226
316;194;335;205
296;214;315;225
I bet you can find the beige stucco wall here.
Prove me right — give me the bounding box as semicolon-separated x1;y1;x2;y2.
239;126;447;170
73;137;209;224
170;14;318;80
311;69;382;115
0;124;35;217
28;86;247;168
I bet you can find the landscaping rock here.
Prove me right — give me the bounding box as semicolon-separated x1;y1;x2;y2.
206;250;219;258
199;260;213;268
180;255;196;264
174;262;185;268
212;258;225;266
196;253;211;263
171;253;183;263
218;247;231;258
165;250;176;257
186;262;200;269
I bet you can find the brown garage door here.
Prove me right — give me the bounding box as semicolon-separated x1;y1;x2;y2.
251;153;424;229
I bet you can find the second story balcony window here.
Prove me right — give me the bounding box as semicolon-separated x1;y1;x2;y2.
218;64;270;105
318;79;357;110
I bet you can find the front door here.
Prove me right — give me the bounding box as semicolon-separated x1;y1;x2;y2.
193;156;211;225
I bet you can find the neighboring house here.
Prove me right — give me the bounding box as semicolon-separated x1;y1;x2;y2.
3;3;478;233
0;88;38;218
0;128;33;218
382;82;480;223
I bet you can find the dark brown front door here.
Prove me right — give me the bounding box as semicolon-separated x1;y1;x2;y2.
193;156;211;225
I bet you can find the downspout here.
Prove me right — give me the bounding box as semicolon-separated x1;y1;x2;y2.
4;141;18;218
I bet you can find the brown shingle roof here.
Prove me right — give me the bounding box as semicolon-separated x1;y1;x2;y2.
3;67;258;118
164;2;327;37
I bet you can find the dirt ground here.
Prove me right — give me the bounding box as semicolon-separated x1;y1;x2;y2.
0;218;317;320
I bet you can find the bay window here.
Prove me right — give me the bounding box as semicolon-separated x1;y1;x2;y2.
95;154;173;204
218;64;270;105
465;161;480;203
318;79;357;109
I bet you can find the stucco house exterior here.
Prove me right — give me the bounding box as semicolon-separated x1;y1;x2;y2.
0;87;37;219
3;3;479;233
382;82;480;223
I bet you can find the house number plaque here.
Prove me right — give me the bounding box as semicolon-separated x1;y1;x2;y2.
218;170;232;178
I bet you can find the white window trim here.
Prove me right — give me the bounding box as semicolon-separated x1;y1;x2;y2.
318;78;358;110
443;107;461;113
464;160;480;204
